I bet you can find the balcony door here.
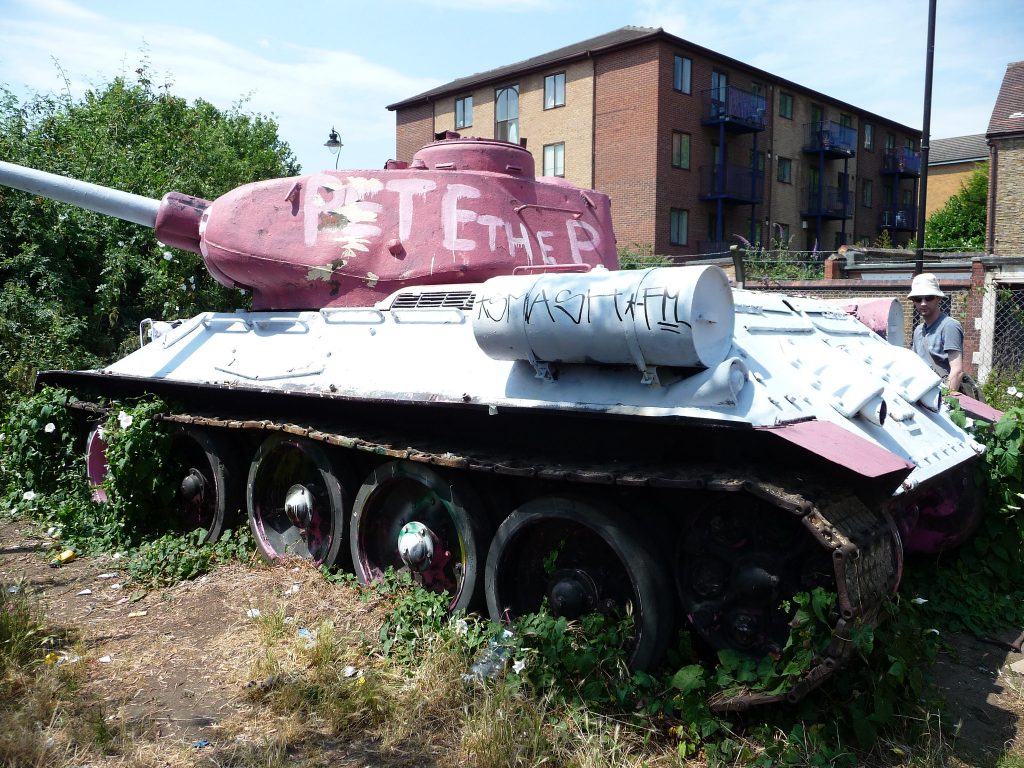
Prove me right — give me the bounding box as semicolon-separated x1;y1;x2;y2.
711;71;728;116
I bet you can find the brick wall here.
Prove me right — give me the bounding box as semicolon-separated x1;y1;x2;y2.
594;43;661;252
993;137;1024;256
517;60;595;189
395;103;435;163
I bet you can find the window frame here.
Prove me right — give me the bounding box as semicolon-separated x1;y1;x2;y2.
544;72;566;110
671;131;691;169
862;178;873;208
863;123;874;151
542;142;565;177
495;84;520;144
670;208;689;246
777;156;792;184
454;95;473;130
673;55;692;94
779;92;793;119
777;223;791;247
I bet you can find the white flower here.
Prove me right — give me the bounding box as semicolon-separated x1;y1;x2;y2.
0;432;5;442
455;618;468;636
117;411;133;429
1017;392;1023;400
512;658;526;674
22;491;36;501
163;251;173;261
1008;386;1019;396
911;597;928;605
44;422;56;433
965;417;975;428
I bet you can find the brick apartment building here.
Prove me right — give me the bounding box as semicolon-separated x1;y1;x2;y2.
387;26;923;259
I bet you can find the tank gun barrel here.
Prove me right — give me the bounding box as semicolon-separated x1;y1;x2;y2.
0;160;208;253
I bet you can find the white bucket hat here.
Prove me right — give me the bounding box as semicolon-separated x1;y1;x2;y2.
908;273;944;299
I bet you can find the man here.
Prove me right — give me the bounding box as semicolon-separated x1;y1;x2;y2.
909;273;965;392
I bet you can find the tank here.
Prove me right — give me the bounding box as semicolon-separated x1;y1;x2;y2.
0;138;993;710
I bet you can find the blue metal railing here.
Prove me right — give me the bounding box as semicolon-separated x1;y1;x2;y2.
699;164;764;202
879;207;917;230
882;148;922;175
701;86;767;130
801;185;852;218
802;121;857;155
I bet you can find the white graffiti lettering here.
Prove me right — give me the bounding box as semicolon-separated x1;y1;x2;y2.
442;184;480;252
566;220;600;264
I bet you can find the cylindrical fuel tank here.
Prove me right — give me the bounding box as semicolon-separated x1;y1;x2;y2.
472;265;734;371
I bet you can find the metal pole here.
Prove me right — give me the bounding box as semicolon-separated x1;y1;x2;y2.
915;0;937;275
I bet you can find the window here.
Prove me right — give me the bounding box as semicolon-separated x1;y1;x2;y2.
811;104;824;127
863;123;874;150
779;92;793;119
543;142;565;177
673;55;691;93
840;113;852;128
495;85;519;144
544;73;565;109
902;188;914;207
751;82;765;98
777;156;792;183
455;96;472;129
904;137;915;151
670;208;688;246
750;150;766;174
671;131;690;169
885;133;896;151
862;178;873;207
883;186;893;207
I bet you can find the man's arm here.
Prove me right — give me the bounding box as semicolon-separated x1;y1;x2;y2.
947;349;964;392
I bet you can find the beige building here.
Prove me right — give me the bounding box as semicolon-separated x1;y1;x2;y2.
926;135;986;217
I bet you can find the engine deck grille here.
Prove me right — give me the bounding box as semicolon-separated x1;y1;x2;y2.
390;290;476;310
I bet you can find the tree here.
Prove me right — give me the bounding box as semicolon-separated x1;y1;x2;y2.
0;69;299;412
924;163;988;251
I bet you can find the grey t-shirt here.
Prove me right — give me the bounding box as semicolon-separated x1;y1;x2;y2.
912;313;964;377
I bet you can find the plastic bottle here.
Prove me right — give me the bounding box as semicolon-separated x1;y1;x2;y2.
462;629;514;683
49;549;76;568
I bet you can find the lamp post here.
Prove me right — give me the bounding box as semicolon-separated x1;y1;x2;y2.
324;127;343;169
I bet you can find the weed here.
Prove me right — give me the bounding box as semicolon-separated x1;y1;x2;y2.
127;526;254;587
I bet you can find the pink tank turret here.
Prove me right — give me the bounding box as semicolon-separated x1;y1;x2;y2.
0;138;617;309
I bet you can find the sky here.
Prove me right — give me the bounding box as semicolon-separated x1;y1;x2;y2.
0;0;1021;176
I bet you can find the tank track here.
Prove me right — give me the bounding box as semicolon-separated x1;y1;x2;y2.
74;402;900;712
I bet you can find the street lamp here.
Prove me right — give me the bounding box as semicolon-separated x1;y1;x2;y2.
324;127;343;169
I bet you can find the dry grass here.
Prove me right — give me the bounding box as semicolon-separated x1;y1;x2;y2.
5;517;1024;768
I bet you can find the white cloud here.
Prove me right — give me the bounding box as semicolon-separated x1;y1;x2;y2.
0;4;438;173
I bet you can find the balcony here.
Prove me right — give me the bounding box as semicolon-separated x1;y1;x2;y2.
881;148;922;177
802;121;857;158
801;185;852;219
699;164;764;203
700;86;767;133
879;207;916;231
